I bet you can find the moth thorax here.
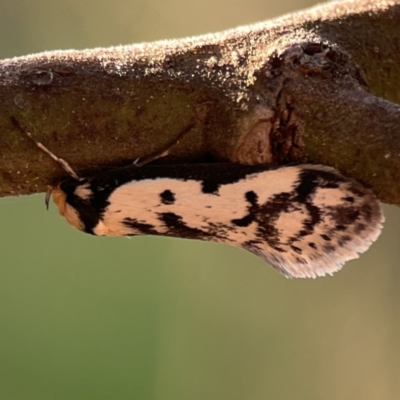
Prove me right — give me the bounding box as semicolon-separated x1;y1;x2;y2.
52;186;84;231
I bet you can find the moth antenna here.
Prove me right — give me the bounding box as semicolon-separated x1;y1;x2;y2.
134;149;170;168
11;117;81;180
133;123;194;167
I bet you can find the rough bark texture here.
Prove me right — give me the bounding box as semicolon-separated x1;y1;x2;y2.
0;0;399;205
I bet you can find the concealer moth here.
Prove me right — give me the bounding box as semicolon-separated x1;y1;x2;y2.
16;120;384;279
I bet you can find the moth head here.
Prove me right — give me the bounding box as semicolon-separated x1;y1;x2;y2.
49;185;85;232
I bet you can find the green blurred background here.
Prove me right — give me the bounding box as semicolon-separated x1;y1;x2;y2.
1;1;400;399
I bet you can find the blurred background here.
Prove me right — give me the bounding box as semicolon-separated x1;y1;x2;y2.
1;0;400;399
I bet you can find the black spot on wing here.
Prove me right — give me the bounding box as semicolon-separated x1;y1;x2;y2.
291;245;302;254
295;256;307;265
245;191;258;205
231;214;254;227
160;189;175;205
160;212;182;228
158;212;211;239
201;180;220;194
123;218;159;235
320;234;331;241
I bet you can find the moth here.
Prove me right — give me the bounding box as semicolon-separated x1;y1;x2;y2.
16;120;384;278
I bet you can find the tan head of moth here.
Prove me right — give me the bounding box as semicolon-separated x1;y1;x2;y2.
46;185;85;231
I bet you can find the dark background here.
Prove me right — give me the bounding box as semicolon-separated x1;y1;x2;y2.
1;1;400;399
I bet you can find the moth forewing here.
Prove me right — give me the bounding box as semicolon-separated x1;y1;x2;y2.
57;163;384;278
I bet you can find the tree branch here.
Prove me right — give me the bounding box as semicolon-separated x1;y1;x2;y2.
0;0;399;205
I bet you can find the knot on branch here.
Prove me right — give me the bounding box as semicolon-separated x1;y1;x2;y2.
231;101;303;166
229;38;369;166
285;41;367;86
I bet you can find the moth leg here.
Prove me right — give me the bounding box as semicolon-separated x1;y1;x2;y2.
133;122;194;167
45;185;54;210
11;117;80;180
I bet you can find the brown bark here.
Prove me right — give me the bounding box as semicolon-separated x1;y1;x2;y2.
0;0;399;205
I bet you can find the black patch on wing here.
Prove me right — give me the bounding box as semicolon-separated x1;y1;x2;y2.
231;190;259;227
158;212;212;239
251;192;293;251
123;218;159;235
243;168;330;252
295;168;344;202
245;191;258;205
201;180;219;194
232;214;254;227
160;189;175;205
251;167;369;256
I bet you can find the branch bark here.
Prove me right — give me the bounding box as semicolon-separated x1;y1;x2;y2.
0;0;399;205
